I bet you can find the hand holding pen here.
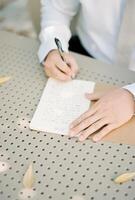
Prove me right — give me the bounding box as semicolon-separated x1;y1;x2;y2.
43;38;78;81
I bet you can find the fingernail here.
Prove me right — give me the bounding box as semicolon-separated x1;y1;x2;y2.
79;135;84;141
93;136;99;142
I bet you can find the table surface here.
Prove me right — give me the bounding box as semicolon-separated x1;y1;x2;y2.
0;31;135;200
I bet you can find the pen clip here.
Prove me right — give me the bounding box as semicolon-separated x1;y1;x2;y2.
54;38;66;62
55;38;64;53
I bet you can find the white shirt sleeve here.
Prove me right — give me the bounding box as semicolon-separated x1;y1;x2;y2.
123;83;135;97
38;0;80;63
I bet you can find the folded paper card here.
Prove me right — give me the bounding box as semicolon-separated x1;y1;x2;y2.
30;78;95;135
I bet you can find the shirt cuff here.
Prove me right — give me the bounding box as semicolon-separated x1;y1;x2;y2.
38;25;71;63
123;83;135;98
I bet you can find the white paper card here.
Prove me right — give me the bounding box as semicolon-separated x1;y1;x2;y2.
30;78;95;135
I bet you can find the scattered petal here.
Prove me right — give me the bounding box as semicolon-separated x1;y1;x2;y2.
0;161;9;173
19;188;36;200
0;76;10;85
23;164;34;188
114;172;135;184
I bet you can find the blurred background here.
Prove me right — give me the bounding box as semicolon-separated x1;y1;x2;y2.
0;0;77;40
0;0;38;38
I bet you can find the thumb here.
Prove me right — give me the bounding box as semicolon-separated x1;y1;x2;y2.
85;92;102;100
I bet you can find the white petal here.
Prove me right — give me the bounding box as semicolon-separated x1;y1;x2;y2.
114;172;135;184
0;76;10;85
23;164;34;188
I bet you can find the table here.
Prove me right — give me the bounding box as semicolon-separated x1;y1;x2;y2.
0;31;135;200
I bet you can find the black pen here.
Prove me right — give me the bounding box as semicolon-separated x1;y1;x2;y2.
54;37;66;62
54;38;75;78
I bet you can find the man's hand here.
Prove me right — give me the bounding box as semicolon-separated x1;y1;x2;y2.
43;50;79;81
69;88;135;142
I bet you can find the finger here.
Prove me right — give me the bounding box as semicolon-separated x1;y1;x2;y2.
56;61;73;77
64;55;79;77
45;65;53;77
52;65;71;81
85;92;102;101
69;112;104;137
78;118;108;141
92;124;114;142
44;61;55;76
70;106;98;130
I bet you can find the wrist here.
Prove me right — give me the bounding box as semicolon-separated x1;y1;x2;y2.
122;88;135;115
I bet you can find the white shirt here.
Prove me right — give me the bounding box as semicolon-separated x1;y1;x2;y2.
38;0;135;97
